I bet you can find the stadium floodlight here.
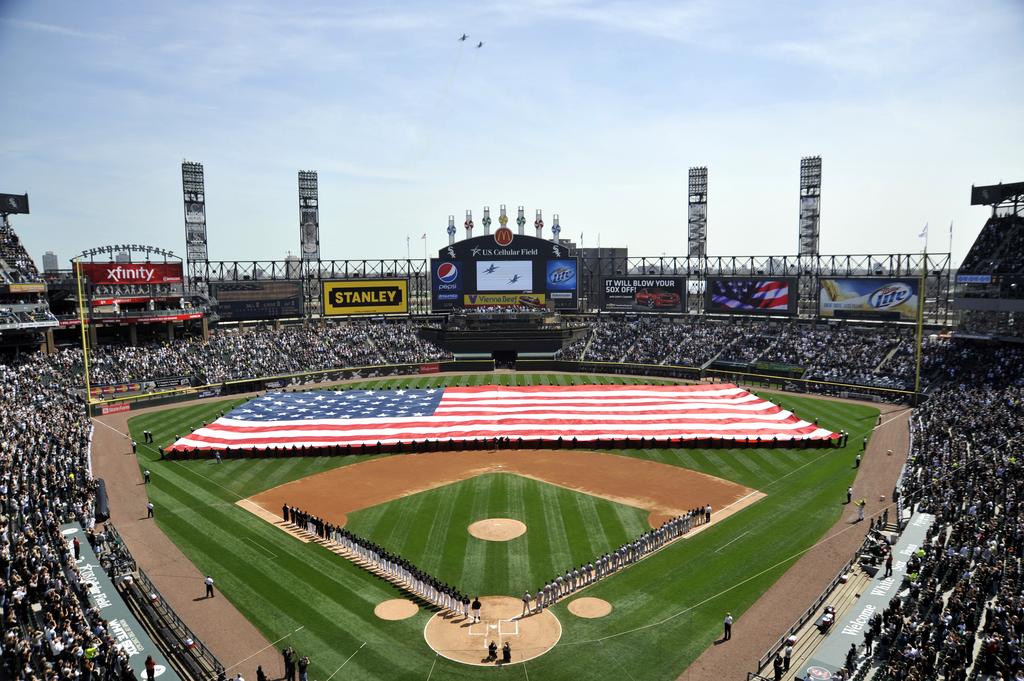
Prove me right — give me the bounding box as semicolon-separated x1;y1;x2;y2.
798;156;822;258
298;171;320;262
687;167;708;259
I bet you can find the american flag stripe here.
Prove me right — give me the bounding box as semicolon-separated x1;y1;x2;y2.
169;383;837;451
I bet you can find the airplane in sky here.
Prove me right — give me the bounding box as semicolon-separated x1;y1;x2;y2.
459;33;468;41
476;41;484;48
483;264;498;274
508;274;521;284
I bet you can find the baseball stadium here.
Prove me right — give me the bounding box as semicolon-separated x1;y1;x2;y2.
2;5;1022;681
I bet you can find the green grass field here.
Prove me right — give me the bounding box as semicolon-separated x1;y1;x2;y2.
345;473;651;597
128;373;878;681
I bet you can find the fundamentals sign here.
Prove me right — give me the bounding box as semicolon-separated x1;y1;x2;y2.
322;279;408;316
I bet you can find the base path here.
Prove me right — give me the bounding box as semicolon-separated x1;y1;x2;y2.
247;449;763;530
423;596;561;665
680;400;913;681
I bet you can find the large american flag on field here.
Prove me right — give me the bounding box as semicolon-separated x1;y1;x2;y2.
167;383;837;451
710;279;790;311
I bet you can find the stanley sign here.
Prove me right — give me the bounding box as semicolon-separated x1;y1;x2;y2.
321;279;409;316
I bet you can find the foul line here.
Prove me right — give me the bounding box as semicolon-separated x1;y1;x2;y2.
426;655;437;681
246;537;277;558
715;530;750;553
325;642;365;681
91;416;245;501
226;625;304;670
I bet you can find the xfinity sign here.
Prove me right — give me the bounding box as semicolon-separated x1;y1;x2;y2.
76;262;184;285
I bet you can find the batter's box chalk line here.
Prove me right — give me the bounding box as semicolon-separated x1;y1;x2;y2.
468;619;519;637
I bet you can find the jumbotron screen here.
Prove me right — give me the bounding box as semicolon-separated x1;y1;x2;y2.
431;232;578;310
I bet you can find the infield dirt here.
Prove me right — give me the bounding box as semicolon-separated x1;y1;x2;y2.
246;449;764;531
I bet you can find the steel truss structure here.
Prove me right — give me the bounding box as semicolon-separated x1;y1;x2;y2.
195;252;952;323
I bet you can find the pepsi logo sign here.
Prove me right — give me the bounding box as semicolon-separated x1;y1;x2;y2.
868;283;912;309
437;262;459;284
494;227;514;247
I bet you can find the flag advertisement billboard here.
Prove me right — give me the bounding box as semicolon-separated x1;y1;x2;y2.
602;277;685;312
322;279;408;316
705;277;796;315
818;278;920;321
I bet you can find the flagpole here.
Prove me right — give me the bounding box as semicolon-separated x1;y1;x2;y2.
948;221;953;265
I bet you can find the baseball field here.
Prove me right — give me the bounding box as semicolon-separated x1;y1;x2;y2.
126;373;879;681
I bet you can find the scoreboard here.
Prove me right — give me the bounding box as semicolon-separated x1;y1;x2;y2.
431;232;578;311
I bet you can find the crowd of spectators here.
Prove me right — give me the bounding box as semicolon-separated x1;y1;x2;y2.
78;320;450;387
0;353;141;680
557;316;917;389
0;222;43;284
846;344;1024;680
959;215;1024;275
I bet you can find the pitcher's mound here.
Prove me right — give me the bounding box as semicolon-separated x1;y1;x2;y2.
568;597;612;618
375;599;418;621
424;595;561;665
468;518;527;541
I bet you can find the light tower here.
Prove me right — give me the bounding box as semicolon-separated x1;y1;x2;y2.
687;167;708;258
552;214;561;243
516;206;526;235
534;210;543;239
447;215;456;245
464;210;474;239
482;206;492;236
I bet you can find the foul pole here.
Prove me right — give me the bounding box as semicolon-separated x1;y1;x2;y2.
74;259;93;409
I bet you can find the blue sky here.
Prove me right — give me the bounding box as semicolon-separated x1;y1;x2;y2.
1;0;1022;267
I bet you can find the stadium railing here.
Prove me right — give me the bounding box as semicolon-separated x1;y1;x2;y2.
119;567;225;681
753;533;874;674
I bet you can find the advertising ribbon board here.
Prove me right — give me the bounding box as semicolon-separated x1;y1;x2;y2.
321;279;409;316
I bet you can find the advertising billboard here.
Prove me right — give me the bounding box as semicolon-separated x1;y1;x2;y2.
322;279;408;316
211;281;304;321
76;262;184;285
546;259;577;297
463;293;546;307
602;277;685;312
819;278;920;321
706;277;797;315
476;261;534;291
430;260;463;311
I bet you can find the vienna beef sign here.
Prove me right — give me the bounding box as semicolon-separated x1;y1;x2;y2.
321;279;409;316
76;262;184;285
